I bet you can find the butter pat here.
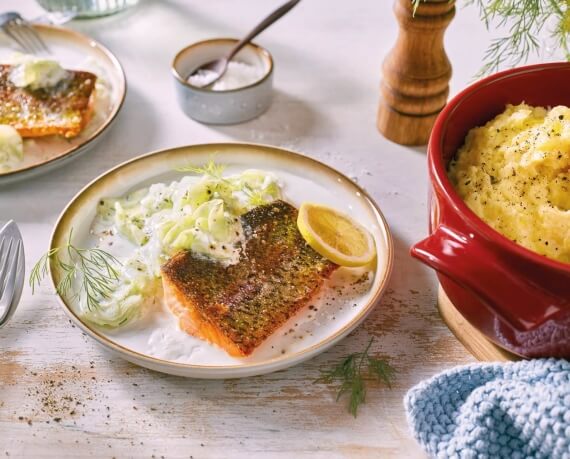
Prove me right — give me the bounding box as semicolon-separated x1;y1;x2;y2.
9;54;69;90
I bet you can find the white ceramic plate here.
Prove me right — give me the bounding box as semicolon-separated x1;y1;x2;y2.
49;144;393;378
0;24;126;185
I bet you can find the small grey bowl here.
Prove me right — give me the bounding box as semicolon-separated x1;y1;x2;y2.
172;38;274;125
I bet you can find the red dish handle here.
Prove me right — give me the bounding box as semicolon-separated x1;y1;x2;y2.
411;225;563;332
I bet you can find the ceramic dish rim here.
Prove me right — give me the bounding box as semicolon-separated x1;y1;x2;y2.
171;38;274;93
429;61;570;273
0;23;127;180
48;142;394;373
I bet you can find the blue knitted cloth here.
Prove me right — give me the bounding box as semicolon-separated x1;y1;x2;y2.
404;359;570;459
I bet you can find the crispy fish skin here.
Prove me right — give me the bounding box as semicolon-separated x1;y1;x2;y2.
0;64;97;138
161;200;338;357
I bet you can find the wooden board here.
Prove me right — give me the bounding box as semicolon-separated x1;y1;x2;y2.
437;286;519;362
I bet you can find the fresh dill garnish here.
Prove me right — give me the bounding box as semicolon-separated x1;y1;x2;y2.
30;230;121;311
315;338;395;417
177;158;227;179
242;183;269;207
411;0;570;76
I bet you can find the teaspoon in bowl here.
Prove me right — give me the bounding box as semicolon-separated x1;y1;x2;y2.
189;0;300;88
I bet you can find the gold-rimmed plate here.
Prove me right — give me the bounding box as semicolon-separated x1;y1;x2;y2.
49;144;393;378
0;24;126;185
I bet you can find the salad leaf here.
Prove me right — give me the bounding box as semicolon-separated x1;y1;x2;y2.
82;255;159;327
0;125;23;172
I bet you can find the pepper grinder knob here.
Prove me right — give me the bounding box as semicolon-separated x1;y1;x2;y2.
377;0;456;146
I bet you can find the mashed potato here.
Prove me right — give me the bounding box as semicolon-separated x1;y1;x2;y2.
448;103;570;264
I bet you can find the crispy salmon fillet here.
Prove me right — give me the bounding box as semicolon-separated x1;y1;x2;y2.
0;64;96;138
161;200;338;357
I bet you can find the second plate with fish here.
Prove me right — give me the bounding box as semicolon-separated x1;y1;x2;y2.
49;143;393;378
0;24;125;185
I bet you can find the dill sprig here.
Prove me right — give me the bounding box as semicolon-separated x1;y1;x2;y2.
315;338;395;417
411;0;570;76
177;158;227;179
30;231;121;311
242;183;269;207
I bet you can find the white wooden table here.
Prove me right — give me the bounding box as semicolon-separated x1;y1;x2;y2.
0;1;546;457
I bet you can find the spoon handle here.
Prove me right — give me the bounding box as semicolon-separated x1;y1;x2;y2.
226;0;301;61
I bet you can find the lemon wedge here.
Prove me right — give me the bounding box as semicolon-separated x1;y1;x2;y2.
297;202;376;267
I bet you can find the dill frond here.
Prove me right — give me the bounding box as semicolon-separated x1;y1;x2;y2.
30;234;121;311
29;247;59;294
411;0;570;76
242;184;269;207
315;338;395;417
177;158;227;179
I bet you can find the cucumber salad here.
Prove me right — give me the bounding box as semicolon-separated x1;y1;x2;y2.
87;164;282;327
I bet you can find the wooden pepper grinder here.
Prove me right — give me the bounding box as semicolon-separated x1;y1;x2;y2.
377;0;455;146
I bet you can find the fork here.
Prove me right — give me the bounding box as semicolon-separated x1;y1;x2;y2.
0;12;50;54
0;220;25;329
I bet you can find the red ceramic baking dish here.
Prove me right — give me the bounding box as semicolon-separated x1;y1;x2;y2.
411;62;570;358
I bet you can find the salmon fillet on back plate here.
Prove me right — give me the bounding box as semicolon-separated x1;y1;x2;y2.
161;200;338;357
0;64;97;139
